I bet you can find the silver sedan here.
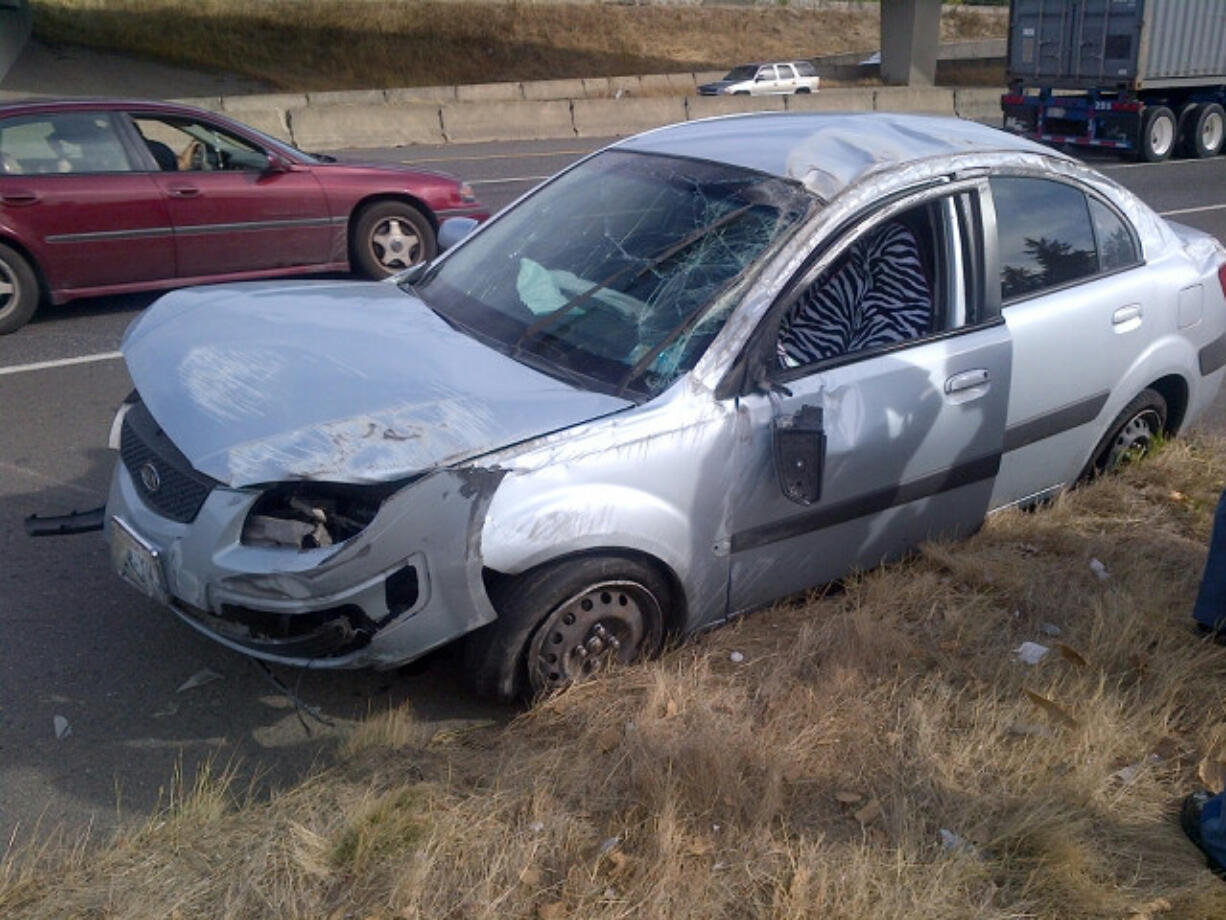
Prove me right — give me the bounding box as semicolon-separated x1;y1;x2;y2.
101;113;1226;700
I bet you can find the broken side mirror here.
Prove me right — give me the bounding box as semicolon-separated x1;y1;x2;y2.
773;404;826;505
438;216;479;252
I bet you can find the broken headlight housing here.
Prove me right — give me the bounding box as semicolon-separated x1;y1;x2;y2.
241;481;405;550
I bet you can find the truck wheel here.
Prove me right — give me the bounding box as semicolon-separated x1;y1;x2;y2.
463;554;669;702
0;243;40;335
1185;103;1226;158
1137;106;1176;162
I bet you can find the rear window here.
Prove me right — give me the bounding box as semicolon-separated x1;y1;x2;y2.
0;112;131;174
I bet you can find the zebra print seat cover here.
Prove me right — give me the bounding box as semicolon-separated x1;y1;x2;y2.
777;221;932;368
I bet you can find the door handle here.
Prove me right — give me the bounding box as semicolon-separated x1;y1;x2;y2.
1112;304;1142;326
0;190;39;206
167;185;201;199
945;368;990;394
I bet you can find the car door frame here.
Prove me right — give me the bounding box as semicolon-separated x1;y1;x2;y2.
716;176;1013;614
982;169;1152;509
0;108;177;298
116;109;335;281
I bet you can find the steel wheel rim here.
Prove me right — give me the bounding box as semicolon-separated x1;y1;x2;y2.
1105;408;1161;471
1150;114;1174;157
368;216;422;272
0;259;16;315
1203;111;1224;152
527;579;660;694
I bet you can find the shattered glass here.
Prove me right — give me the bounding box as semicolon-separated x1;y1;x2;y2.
412;150;814;399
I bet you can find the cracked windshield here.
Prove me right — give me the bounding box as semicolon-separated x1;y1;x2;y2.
412;150;813;397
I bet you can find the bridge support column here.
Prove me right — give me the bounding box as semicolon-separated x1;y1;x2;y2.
0;0;33;84
881;0;942;86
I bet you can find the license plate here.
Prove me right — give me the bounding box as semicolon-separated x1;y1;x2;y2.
110;517;168;604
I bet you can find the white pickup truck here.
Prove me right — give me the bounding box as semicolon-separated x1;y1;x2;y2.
697;61;821;97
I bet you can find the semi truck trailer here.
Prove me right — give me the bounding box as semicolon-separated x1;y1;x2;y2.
1001;0;1226;161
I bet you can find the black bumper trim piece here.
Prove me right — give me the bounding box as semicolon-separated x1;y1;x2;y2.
1002;391;1109;453
24;505;106;536
1200;333;1226;377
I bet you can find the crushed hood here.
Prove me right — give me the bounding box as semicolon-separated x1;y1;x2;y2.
122;280;632;488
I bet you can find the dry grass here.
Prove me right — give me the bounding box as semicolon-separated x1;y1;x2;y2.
8;436;1226;918
30;0;1007;91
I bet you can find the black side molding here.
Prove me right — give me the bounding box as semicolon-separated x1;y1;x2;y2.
1199;333;1226;377
25;506;106;537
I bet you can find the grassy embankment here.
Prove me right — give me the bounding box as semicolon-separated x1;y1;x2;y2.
6;437;1226;917
30;0;1006;91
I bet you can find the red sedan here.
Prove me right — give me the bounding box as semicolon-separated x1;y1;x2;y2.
0;98;489;333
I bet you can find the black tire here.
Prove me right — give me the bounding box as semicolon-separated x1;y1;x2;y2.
0;242;40;335
733;90;750;96
1082;388;1167;480
350;200;436;279
463;554;670;702
1182;103;1226;159
1137;106;1176;162
795;87;812;95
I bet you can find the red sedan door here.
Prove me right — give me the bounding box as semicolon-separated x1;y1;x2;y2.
129;113;334;280
0;110;174;294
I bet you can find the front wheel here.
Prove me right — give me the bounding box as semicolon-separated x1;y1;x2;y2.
1081;388;1167;480
1137;106;1176;162
0;242;40;335
463;554;669;702
351;201;437;279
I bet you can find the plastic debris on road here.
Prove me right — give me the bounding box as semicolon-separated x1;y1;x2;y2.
729;651;744;663
1089;558;1110;581
177;668;223;693
1013;642;1050;665
53;715;71;739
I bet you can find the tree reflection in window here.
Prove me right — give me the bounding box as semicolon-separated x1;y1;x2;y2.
991;177;1102;301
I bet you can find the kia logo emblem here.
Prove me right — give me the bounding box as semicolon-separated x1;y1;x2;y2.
139;462;161;493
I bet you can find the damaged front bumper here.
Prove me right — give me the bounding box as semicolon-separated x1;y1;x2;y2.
104;457;503;669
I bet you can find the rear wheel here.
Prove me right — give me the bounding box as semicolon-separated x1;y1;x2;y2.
0;242;39;335
1082;388;1167;480
464;554;669;702
1183;103;1226;158
1137;106;1176;162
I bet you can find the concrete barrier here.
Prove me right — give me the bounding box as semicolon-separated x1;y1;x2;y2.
223;92;308;114
609;75;642;97
455;82;524;103
523;78;587;101
572;96;686;137
785;89;875;112
388;86;457;104
686;95;787;121
234;108;294;143
873;86;956;115
442;99;574;142
290;102;445;149
639;73;695;95
0;0;31;84
307;89;387;107
955;87;1005;125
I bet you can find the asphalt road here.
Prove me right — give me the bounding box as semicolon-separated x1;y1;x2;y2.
4;137;1226;845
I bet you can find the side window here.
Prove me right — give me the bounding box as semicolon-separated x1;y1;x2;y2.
778;64;797;80
130;115;267;172
757;66;777;82
1088;197;1140;271
991;177;1097;301
775;194;975;370
0;112;131;174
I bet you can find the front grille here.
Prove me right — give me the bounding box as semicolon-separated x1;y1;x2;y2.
120;400;216;523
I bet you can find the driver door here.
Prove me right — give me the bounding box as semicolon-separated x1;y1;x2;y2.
726;184;1012;612
126;112;333;279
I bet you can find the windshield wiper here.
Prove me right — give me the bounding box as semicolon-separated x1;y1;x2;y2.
512;203;755;354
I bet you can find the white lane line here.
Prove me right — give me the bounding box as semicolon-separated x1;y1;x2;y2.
0;459;102;497
403;149;595;165
467;175;550;186
1159;203;1226;217
0;351;122;377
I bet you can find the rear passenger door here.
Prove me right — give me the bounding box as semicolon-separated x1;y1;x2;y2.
987;175;1148;506
0;110;175;293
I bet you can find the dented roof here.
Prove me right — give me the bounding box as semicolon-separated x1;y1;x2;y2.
617;112;1067;200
